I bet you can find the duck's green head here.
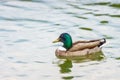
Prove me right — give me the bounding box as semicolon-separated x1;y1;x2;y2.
53;33;73;50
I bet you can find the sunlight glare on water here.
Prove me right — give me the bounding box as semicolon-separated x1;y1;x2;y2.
0;0;120;80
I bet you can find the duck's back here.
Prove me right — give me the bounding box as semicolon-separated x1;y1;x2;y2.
69;38;106;52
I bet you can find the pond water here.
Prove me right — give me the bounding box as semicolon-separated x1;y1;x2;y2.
0;0;120;80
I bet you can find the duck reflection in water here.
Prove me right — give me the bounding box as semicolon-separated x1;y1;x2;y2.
57;51;104;73
57;51;104;80
58;59;72;73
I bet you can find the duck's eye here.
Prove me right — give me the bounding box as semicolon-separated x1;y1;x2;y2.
59;34;67;42
61;37;66;42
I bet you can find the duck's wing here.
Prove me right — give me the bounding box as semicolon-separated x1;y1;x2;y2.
69;38;106;52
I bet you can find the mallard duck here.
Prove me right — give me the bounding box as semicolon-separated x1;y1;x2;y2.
53;33;106;57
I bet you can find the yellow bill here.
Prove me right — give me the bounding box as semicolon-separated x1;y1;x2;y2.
52;38;60;43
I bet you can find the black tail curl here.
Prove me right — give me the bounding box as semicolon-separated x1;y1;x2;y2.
98;38;106;47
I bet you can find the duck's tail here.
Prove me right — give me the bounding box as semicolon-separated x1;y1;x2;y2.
98;38;106;47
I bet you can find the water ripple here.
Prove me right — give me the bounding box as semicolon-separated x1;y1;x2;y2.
13;39;29;43
0;29;16;32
